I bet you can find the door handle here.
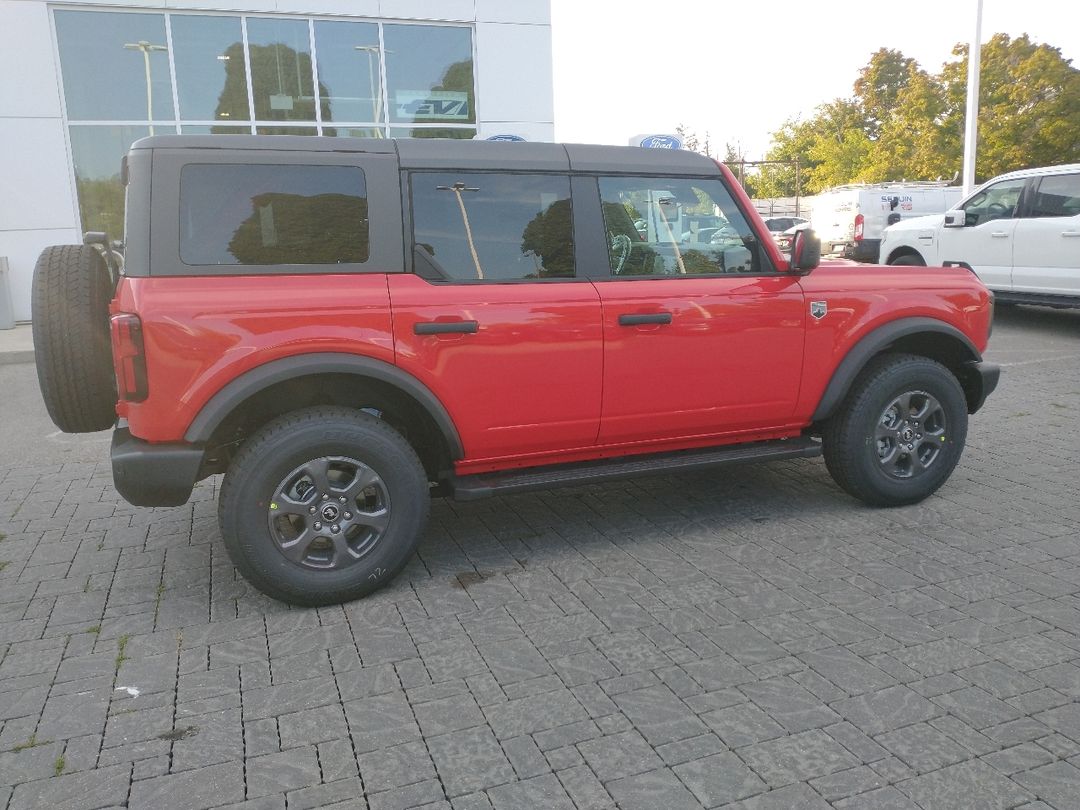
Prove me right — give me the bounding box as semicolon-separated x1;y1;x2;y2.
1062;231;1080;238
619;312;672;326
991;232;1009;238
413;320;479;335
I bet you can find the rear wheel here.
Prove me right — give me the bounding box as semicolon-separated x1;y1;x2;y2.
218;407;430;605
31;245;117;433
888;253;926;266
822;354;968;506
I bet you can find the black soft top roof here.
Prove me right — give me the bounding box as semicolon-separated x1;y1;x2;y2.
129;135;721;175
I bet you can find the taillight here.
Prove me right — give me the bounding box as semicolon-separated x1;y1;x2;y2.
110;313;148;402
854;214;864;241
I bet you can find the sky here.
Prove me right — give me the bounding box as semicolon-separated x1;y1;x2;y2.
550;0;1079;158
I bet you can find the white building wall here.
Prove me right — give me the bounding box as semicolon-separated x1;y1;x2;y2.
0;0;554;322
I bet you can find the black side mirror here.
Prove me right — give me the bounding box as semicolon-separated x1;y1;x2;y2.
789;229;821;273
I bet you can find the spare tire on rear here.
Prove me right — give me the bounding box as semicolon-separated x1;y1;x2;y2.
32;245;118;433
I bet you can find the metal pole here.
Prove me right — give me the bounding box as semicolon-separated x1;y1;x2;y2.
961;0;983;196
142;49;154;136
795;156;801;217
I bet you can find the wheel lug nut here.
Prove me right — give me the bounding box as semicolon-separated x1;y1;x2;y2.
330;524;340;534
338;496;347;504
343;512;352;520
322;494;329;501
308;506;316;514
314;521;322;530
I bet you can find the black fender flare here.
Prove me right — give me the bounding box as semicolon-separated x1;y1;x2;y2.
811;317;981;422
184;352;464;459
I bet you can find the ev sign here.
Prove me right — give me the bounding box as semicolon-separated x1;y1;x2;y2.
395;90;470;121
486;134;527;142
631;134;684;150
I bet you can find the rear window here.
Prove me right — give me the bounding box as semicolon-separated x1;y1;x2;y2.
179;164;369;266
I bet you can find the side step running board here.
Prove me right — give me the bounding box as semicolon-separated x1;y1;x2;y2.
450;437;821;501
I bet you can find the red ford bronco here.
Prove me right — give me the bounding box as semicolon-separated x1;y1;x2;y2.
33;136;998;605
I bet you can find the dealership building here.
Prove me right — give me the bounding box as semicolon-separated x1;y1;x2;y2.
0;0;554;321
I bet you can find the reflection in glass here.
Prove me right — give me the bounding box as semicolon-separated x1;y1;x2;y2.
69;126;150;237
171;15;248;123
55;11;172;122
181;126;251;134
384;25;474;125
324;127;385;139
411;173;573;281
598;177;758;275
255;126;319;136
247;18;325;123
179;164;369;265
390;128;475;140
313;21;381;124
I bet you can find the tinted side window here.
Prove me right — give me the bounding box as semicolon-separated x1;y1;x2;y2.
1029;174;1080;218
179;164;368;266
410;173;574;281
961;179;1026;226
598;176;769;276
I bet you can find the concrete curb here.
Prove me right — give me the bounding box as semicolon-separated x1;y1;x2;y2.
0;351;34;366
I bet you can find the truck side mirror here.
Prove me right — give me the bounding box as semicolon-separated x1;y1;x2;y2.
789;229;821;273
943;210;965;228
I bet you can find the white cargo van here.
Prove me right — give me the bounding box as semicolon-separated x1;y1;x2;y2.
807;183;964;262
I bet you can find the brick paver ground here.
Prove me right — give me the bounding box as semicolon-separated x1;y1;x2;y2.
1;305;1079;809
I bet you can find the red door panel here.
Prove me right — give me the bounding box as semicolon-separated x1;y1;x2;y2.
596;275;806;444
389;274;603;460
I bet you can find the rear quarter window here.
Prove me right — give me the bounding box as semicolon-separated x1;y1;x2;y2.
179;164;369;266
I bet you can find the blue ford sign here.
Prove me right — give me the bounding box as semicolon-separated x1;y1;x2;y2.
635;134;683;150
486;134;527;142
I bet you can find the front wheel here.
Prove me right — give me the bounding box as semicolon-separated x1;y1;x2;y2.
822;354;968;506
218;407;430;605
888;254;926;266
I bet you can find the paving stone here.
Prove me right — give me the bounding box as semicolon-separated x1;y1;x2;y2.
832;786;921;809
1034;702;1080;745
578;730;664;783
710;782;831;809
486;773;574;810
831;685;940;736
1013;761;1080;810
556;764;612;810
605;766;703;810
896;760;1033;810
740;729;860;788
875;722;970;773
933;686;1024;730
982;742;1055;776
427;726;515;797
674;751;768;805
128;761;245;810
738;676;841;733
482;690;586;739
246;744;322;797
345;691;421;754
611;685;708;746
702;701;785;748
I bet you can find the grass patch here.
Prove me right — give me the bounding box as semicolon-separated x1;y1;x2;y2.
0;561;8;572
54;754;65;776
11;734;50;753
115;634;131;669
85;625;101;635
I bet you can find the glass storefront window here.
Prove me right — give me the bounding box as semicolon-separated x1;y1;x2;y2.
55;11;172;122
171;15;249;123
314;21;382;125
55;11;477;233
246;18;321;123
384;25;474;126
390;128;476;139
69;126;150;237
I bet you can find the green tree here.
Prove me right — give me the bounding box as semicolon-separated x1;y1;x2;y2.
854;48;919;138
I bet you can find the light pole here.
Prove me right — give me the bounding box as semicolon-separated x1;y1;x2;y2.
354;45;392;132
961;0;984;196
437;181;483;279
124;40;168;135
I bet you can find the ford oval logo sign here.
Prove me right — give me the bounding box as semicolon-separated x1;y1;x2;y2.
485;134;526;142
637;134;683;150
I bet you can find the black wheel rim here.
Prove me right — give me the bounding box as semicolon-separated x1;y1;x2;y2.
267;456;390;570
874;390;947;479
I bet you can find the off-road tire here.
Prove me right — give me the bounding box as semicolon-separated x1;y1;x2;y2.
822;353;968;506
218;407;430;606
31;245;117;433
888;254;926;266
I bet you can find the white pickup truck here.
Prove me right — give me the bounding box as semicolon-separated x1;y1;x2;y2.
879;163;1080;308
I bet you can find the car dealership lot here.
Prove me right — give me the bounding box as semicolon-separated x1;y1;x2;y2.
0;305;1078;810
